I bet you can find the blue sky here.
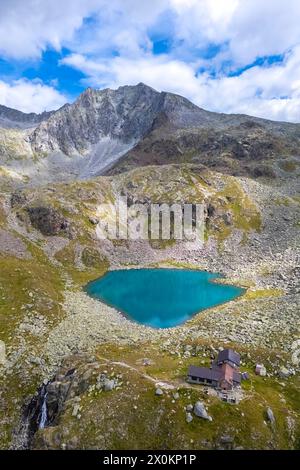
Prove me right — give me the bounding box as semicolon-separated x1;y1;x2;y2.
1;0;300;122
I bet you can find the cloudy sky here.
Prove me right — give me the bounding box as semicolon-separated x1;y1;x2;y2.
1;0;300;121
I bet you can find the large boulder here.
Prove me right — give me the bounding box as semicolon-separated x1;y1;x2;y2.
27;206;69;236
266;407;275;424
10;190;27;208
193;401;212;421
23;354;99;446
278;366;292;378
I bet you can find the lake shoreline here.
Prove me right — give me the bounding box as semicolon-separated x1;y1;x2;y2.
84;268;245;329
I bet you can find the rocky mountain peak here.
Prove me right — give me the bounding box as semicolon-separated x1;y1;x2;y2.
1;83;300;184
29;83;165;156
29;82;223;160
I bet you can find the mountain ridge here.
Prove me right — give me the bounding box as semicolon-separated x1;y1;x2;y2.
0;104;55;129
2;82;300;128
0;82;299;185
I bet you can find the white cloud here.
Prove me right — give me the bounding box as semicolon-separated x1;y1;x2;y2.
170;0;240;48
0;79;67;113
228;0;300;65
195;46;300;121
64;0;168;57
1;0;300;66
2;0;300;120
59;0;300;122
0;0;167;59
0;0;101;59
168;0;300;67
62;46;300;122
61;53;199;97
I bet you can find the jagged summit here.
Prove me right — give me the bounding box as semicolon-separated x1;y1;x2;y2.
29;82;230;159
29;82;164;156
0;83;300;185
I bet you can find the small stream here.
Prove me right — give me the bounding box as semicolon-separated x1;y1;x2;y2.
12;383;50;449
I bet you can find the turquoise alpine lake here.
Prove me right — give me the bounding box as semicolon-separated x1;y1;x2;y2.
85;269;244;329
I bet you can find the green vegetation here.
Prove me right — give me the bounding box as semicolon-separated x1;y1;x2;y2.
274;197;292;206
203;178;262;250
54;241;109;286
31;342;300;450
279;160;297;172
219;180;262;232
0;239;65;448
0;161;297;450
244;289;284;300
149;260;205;270
0;247;64;344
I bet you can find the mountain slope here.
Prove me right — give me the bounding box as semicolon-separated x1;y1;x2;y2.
0;83;300;186
108;118;300;179
0;163;299;449
0;85;299;450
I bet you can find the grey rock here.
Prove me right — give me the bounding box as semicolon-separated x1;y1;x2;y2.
88;216;99;225
30;83;204;158
220;435;234;444
142;358;152;366
2;82;300;185
10;191;27;208
103;379;115;392
219;435;234;450
186;412;193;423
222;212;233;226
255;364;267;376
29;356;42;366
155;388;164;396
72;404;81;417
278;367;292;378
266;407;275;424
193;401;212;421
0;340;6;365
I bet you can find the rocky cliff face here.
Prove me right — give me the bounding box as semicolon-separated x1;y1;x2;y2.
30;84;165;156
1;83;300;185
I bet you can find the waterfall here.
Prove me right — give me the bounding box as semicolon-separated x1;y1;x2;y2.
39;391;48;429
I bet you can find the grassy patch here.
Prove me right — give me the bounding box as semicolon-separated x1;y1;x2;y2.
206;179;262;249
54;241;109;286
244;289;284;300
31;343;300;450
